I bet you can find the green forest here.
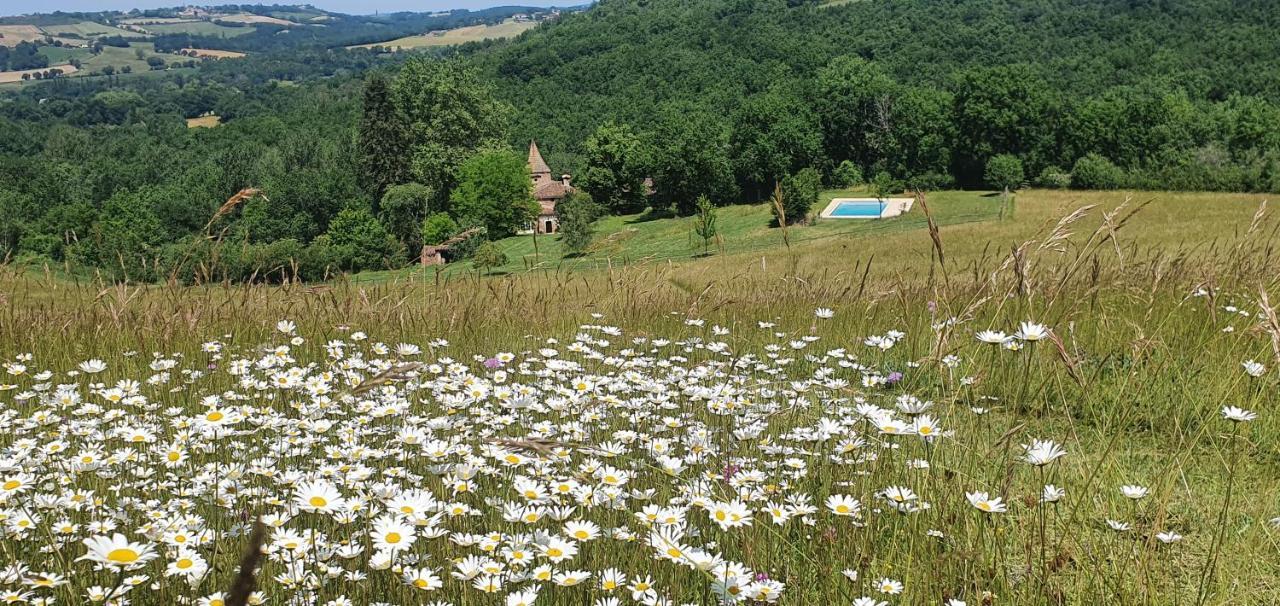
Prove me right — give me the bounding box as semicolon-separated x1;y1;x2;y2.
3;0;1280;282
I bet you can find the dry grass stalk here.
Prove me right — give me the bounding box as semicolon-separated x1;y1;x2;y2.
1257;286;1280;369
350;362;425;396
771;182;790;252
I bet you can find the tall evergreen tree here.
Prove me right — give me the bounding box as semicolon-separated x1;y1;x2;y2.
357;73;409;203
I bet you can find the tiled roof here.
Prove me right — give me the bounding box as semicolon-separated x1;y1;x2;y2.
534;180;570;201
528;140;551;175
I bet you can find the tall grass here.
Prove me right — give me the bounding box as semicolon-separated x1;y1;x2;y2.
0;192;1277;604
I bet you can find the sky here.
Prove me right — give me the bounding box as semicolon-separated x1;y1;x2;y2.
4;1;570;17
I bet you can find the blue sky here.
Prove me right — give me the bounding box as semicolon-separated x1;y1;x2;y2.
4;1;570;16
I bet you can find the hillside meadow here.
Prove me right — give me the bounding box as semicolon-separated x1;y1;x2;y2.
359;188;1274;279
1;189;1278;604
348;20;539;50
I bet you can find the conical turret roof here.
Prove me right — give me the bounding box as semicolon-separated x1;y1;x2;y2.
528;140;551;176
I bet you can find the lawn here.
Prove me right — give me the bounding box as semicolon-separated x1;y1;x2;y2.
349;19;539;50
1;186;1278;604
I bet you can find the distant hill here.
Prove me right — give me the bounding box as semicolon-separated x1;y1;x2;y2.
1;5;581;55
0;4;580;87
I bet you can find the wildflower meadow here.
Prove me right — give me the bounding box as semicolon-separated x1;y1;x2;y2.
0;194;1277;605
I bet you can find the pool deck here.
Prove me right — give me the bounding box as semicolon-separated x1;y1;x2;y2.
820;197;916;219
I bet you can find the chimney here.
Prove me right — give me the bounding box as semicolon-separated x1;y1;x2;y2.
561;174;572;187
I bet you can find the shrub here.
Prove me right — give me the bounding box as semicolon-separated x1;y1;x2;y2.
421;212;460;247
775;167;822;225
832;160;863;188
984;154;1025;192
324;206;405;272
906;171;954;192
472;241;508;274
1035;166;1072;189
1071;153;1126;190
871;171;904;199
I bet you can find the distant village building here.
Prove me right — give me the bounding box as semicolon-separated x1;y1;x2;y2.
528;140;573;234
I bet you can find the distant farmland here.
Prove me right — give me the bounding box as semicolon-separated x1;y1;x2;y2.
181;48;247;59
349;19;537;50
0;63;77;83
0;25;51;46
40;21;140;38
141;21;256;37
185;115;222;128
217;13;295;26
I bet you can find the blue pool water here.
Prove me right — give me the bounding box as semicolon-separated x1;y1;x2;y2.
829;200;885;217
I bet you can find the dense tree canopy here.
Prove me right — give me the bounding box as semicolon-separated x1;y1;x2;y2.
6;0;1280;281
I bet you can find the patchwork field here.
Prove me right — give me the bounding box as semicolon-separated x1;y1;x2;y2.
2;188;1279;604
78;41;169;73
350;19;539;50
39;21;140;38
0;40;181;88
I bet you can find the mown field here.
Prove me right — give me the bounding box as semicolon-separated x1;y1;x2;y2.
1;189;1278;605
1;40;184;89
350;19;539;50
368;188;1271;279
0;24;54;46
139;21;256;37
39;21;140;38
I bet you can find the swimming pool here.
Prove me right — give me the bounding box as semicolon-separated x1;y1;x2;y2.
828;200;887;217
820;197;915;219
